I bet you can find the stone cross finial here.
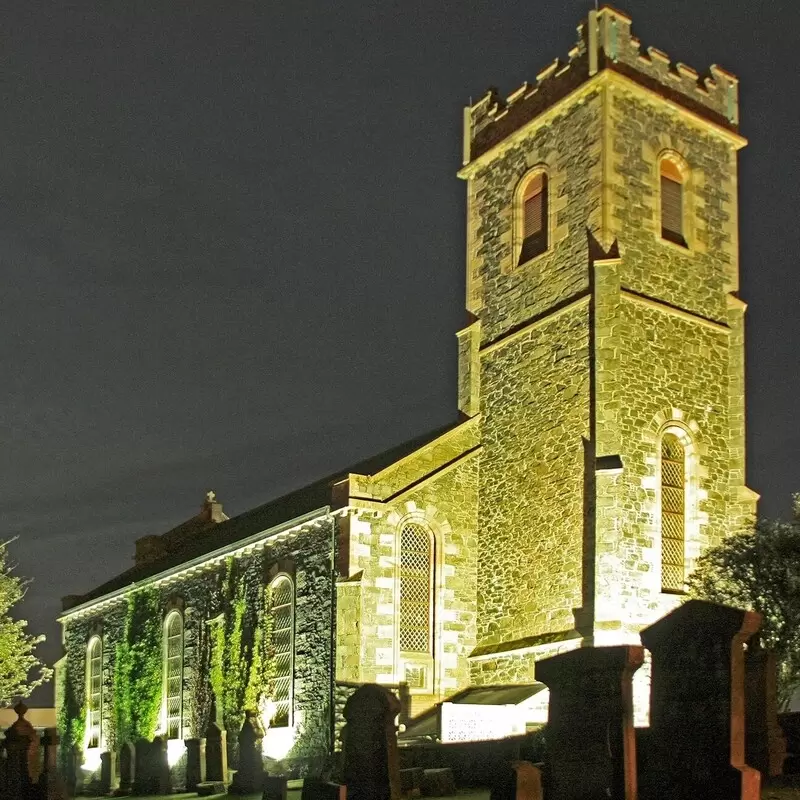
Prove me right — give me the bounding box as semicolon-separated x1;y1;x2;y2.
205;490;216;504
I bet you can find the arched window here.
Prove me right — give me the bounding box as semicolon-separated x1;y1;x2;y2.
518;171;549;264
86;637;102;748
660;157;686;246
399;521;434;657
269;576;294;728
661;433;687;592
163;612;184;740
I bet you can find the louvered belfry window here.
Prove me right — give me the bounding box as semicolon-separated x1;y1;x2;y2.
661;434;686;592
164;613;184;740
399;522;433;654
270;577;294;728
87;637;102;748
660;159;685;245
518;172;548;264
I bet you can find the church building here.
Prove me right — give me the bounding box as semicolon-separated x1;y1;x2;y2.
58;6;756;779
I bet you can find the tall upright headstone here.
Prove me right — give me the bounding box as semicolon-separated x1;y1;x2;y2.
745;641;786;778
185;737;206;791
4;701;39;794
204;719;228;784
536;645;643;800
343;683;401;800
230;711;264;794
119;741;135;794
640;599;761;800
38;728;68;800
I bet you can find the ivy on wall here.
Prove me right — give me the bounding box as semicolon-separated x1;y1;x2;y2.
114;586;162;743
57;661;85;777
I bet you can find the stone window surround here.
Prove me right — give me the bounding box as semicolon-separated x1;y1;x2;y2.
655;149;695;254
161;609;184;741
85;634;103;751
393;512;441;696
512;163;552;271
654;419;700;596
267;572;295;729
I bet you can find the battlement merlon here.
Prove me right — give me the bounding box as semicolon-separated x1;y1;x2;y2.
462;6;741;166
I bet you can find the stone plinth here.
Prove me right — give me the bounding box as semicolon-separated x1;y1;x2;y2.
536;645;643;800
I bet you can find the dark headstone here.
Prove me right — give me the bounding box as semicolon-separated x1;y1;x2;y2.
301;778;347;800
38;727;68;800
343;684;401;800
118;741;135;793
132;737;171;795
197;779;227;796
536;645;642;800
263;774;289;800
230;711;265;794
99;750;113;794
185;737;205;790
513;761;543;800
421;768;455;797
4;701;39;793
204;719;228;783
640;599;762;800
399;767;423;797
746;644;787;777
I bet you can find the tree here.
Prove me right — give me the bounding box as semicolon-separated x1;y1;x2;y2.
687;495;800;709
0;540;52;705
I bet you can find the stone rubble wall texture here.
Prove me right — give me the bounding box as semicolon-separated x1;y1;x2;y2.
59;521;335;771
470;90;601;656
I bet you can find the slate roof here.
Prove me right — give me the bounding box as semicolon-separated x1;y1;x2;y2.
63;416;464;612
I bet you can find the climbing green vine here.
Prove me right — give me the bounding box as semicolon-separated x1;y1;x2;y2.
114;586;162;744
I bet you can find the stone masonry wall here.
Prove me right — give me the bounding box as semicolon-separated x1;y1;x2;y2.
467;90;602;342
477;306;590;648
592;83;754;638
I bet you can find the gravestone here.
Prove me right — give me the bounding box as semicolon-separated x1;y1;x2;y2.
301;778;347;800
513;761;543;800
4;701;39;795
536;645;643;800
185;737;206;790
132;737;171;795
263;774;289;800
204;719;228;783
342;683;401;800
38;727;68;800
639;599;761;800
99;751;112;794
230;711;265;794
119;741;135;794
745;642;786;778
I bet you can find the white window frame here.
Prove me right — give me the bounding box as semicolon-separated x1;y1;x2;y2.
86;636;103;750
268;574;295;728
162;610;184;741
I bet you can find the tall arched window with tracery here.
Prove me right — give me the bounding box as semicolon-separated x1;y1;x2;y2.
86;636;103;748
399;521;435;689
163;611;184;740
269;576;294;728
661;433;687;592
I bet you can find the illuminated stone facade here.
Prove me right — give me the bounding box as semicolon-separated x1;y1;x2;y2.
58;7;756;773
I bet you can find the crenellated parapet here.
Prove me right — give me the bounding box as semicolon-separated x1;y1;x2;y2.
465;5;739;164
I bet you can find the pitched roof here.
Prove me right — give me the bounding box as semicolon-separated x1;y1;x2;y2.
63;416;464;612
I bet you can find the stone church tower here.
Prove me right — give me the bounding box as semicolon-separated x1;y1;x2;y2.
459;6;757;685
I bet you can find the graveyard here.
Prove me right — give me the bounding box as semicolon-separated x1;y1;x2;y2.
3;598;800;798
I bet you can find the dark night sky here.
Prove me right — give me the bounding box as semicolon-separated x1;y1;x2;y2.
0;1;797;701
